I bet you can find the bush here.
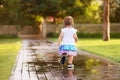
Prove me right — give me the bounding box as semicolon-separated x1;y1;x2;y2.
77;32;102;38
0;34;18;38
110;32;120;38
47;32;59;38
47;32;120;38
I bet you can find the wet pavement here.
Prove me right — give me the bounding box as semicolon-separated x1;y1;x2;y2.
10;39;120;80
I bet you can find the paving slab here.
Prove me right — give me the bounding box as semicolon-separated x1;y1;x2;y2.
9;39;120;80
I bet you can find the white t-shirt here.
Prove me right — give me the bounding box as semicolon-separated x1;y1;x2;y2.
61;27;77;45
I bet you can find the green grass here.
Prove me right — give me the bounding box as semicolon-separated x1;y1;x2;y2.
77;38;120;62
48;38;120;63
0;38;21;80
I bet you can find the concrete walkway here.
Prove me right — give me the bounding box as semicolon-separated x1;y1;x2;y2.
9;39;120;80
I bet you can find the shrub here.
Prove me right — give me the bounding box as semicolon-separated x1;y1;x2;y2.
47;32;59;38
47;32;120;38
0;34;18;38
77;32;102;38
110;32;120;38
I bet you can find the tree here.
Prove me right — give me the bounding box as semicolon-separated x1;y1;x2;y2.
84;0;102;23
60;0;96;23
103;0;110;41
1;0;109;39
20;0;62;38
20;0;61;21
0;0;102;25
110;0;120;23
0;0;20;25
20;0;98;24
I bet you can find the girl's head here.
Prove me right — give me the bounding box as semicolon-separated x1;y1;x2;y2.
63;16;74;27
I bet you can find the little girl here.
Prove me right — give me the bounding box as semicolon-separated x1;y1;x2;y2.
57;16;78;69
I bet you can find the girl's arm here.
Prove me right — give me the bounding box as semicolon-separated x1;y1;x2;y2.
73;33;78;42
57;32;63;46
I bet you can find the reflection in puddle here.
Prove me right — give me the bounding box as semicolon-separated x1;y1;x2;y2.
30;52;120;80
60;69;77;80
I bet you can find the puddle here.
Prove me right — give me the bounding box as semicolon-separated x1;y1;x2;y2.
30;52;120;80
21;40;120;80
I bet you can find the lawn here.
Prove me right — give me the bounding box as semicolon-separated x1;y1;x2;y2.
0;38;21;80
77;38;120;62
49;38;120;63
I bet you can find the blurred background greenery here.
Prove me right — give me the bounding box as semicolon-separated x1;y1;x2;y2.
0;0;120;25
0;0;120;39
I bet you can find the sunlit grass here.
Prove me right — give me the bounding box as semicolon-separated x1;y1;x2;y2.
77;38;120;62
0;38;21;80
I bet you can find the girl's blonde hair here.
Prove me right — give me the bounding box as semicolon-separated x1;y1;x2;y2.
63;16;74;27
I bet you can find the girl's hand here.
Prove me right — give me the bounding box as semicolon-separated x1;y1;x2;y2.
73;33;78;42
57;42;60;46
57;32;63;46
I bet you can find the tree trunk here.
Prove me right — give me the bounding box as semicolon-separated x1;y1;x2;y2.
103;0;110;41
42;20;47;39
38;23;43;39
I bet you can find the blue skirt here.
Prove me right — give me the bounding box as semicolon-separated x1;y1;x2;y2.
59;45;77;51
59;45;77;56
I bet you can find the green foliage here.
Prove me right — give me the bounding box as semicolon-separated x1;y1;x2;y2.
84;1;102;23
110;32;120;38
21;0;61;16
47;32;59;38
110;0;120;23
0;34;18;38
19;0;61;25
0;0;20;25
0;0;103;25
47;32;120;38
1;0;119;25
60;0;102;23
77;32;102;38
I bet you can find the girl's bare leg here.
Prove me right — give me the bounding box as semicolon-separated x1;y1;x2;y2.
68;55;74;64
